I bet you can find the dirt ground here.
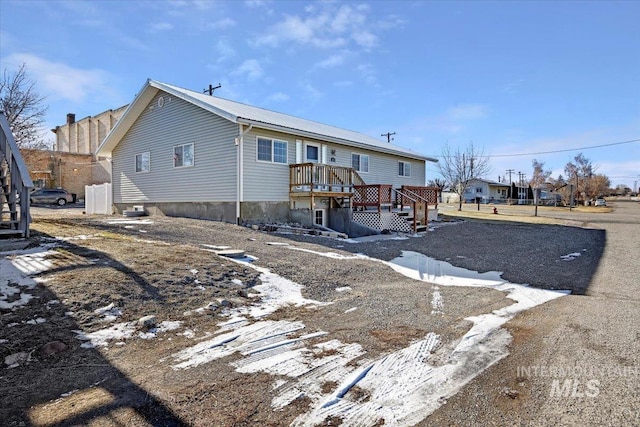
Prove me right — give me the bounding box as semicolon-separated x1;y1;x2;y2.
0;209;606;426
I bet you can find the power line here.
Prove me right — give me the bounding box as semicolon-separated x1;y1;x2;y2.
429;138;640;158
490;138;640;158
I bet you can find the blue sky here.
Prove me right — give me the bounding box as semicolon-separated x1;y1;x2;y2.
2;0;639;190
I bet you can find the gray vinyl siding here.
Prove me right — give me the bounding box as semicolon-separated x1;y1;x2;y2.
112;92;238;203
243;128;295;202
331;144;425;187
242;130;426;202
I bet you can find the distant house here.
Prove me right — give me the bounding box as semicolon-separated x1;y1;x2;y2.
462;178;511;204
97;79;439;235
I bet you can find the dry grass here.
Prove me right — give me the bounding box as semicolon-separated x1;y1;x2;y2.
438;203;611;226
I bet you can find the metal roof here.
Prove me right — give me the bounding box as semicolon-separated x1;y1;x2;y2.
98;79;438;162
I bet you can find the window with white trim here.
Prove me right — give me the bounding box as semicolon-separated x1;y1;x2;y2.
351;153;369;173
257;137;288;164
174;143;194;168
135;152;150;173
398;161;411;177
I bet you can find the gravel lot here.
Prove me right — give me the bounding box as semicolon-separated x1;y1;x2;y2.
2;202;635;426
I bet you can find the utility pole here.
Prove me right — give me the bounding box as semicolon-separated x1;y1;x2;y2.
506;169;514;201
203;83;222;96
505;169;514;185
381;132;396;143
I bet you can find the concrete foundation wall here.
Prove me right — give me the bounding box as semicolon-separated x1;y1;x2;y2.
241;202;291;224
328;208;379;238
113;201;291;225
115;202;236;223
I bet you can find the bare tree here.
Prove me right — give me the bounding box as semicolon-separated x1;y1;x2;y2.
427;177;446;202
0;63;48;148
587;174;610;199
529;159;552;189
437;143;491;211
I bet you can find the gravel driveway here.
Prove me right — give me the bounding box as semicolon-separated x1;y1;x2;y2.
19;201;635;426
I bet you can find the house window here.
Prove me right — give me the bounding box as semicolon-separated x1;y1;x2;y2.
314;209;326;227
351;153;369;173
258;137;288;164
136;152;150;172
476;187;483;193
174;143;194;168
398;161;411;177
305;144;319;163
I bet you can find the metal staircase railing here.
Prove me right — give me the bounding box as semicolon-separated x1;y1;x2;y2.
0;112;33;238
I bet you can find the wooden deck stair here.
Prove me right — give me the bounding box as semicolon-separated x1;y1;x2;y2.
0;112;33;238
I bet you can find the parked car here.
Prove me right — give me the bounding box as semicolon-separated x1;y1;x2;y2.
30;188;74;206
594;198;607;207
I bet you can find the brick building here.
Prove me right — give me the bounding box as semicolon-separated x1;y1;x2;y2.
23;105;127;200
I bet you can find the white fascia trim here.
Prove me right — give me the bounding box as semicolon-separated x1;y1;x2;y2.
236;118;437;163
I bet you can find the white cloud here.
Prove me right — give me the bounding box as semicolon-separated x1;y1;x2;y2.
334;80;353;87
233;59;264;81
268;92;289;102
352;30;377;49
2;53;114;104
376;15;406;30
119;35;149;51
502;78;525;93
207;18;236;30
315;54;346;69
214;39;236;62
252;3;375;50
447;104;488;121
301;82;323;101
357;63;377;85
150;22;174;32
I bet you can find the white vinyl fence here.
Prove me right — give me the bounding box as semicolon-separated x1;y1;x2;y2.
85;183;112;215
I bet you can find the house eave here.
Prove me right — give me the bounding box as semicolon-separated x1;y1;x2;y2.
237;118;438;163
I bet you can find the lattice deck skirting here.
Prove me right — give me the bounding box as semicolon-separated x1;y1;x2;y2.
352;211;412;233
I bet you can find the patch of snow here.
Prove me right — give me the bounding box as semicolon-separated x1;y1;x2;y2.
94;302;122;322
560;252;582;261
335;286;352;293
26;317;46;325
232;278;243;286
266;242;290;246
139;321;183;339
190;269;198;275
56;235;96;241
74;323;137;348
201;244;230;250
106;219;154;225
431;286;444;315
9;250;56;274
344;307;358;314
180;329;195;339
1;255;39;309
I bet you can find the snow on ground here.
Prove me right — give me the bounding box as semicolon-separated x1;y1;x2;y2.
430;286;444;315
105;219;154;225
0;254;39;309
74;320;183;348
560;250;586;261
4;238;570;426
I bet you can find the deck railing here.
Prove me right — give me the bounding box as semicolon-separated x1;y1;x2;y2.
0;112;33;237
289;163;358;193
352;184;393;211
400;185;439;208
